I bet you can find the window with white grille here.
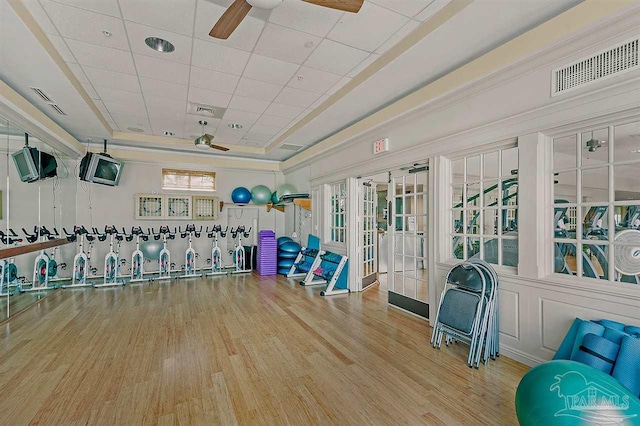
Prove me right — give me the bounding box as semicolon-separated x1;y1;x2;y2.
327;182;347;244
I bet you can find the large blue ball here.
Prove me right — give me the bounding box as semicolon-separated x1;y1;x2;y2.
231;187;252;205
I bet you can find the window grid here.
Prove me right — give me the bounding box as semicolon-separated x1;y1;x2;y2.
162;169;216;192
451;148;519;267
328;182;346;244
552;123;640;285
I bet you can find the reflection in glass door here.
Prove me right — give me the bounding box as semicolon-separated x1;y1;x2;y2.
388;170;429;319
360;181;377;290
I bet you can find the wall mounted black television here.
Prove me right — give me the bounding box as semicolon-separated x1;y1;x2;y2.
79;152;123;186
11;146;58;183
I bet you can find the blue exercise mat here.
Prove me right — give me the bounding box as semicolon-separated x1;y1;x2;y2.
570;321;605;359
596;319;625;331
603;327;629;345
612;335;640;397
554;318;583;360
571;333;620;375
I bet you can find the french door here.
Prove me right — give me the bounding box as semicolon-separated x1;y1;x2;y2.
360;181;377;290
388;170;429;318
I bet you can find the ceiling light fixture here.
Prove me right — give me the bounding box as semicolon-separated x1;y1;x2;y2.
163;131;175;136
145;37;175;53
228;123;243;130
102;30;112;37
127;127;144;133
633;149;640;153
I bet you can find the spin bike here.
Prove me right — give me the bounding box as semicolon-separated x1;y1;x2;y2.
129;226;149;283
0;229;24;295
62;225;93;288
94;225;124;287
23;226;66;291
152;226;175;280
206;225;228;276
230;226;252;274
178;224;202;278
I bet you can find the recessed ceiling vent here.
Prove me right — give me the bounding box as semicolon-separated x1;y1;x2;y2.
552;36;639;96
30;87;54;103
189;103;226;119
278;143;303;151
49;104;67;115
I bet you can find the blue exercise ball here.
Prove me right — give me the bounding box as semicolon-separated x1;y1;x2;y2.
232;187;252;205
141;240;163;260
280;241;301;253
277;236;293;246
276;183;296;201
271;191;280;204
278;258;295;268
251;185;272;205
278;251;298;259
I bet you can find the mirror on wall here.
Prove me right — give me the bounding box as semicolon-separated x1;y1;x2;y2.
0;115;77;321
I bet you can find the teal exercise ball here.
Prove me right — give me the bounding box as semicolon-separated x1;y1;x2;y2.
251;185;272;205
276;183;296;201
271;191;280;204
231;187;252;205
141;240;163;260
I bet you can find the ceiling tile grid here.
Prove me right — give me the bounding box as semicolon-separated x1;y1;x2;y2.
23;0;466;151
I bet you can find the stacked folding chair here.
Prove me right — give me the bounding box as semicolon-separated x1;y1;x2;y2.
430;259;499;368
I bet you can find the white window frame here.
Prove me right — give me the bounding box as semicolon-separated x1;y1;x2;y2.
325;181;347;245
162;168;216;192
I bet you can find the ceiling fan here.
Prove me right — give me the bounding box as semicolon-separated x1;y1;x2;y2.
209;0;364;39
194;120;229;151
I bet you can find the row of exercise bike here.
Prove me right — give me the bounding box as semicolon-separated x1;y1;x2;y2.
0;224;253;295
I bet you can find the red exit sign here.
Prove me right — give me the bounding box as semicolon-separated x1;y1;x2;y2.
373;138;389;154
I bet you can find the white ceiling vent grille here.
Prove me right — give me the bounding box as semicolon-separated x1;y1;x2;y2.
278;143;303;151
49;104;67;115
30;87;54;103
552;36;639;96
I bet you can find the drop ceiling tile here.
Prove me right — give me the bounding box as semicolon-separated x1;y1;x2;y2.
228;95;271;114
22;0;58;35
144;94;187;113
125;21;193;64
81;83;100;99
414;0;450;21
119;0;196;36
93;99;109;115
194;0;264;52
47;34;76;62
243;54;299;86
66;40;136;74
188;87;232;108
242;132;271;143
139;77;187;101
134;54;190;84
222;109;261;125
150;119;185;138
189;66;239;94
105;102;148;117
66;62;90;83
249;124;282;137
52;0;121;17
218;120;249;135
147;107;186;121
234;78;282;102
375;19;420;54
273;87;318;108
192;39;250;76
184;115;220;137
94;86;145;107
214;127;244;144
325;76;351;96
310;94;329;109
254;24;320;65
44;2;129;50
370;0;435;18
287;66;341;94
82;66;141;92
114;116;151;133
347;53;381;78
327;2;408;52
263;102;305;119
303;39;368;75
268;0;343;37
255;114;292;128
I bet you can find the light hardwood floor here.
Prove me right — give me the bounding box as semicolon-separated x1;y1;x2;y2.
0;274;528;425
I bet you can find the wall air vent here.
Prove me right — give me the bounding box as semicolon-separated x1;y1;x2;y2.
278;143;303;151
49;104;67;115
552;36;639;96
30;87;54;103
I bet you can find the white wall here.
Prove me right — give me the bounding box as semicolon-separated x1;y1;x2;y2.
285;19;640;366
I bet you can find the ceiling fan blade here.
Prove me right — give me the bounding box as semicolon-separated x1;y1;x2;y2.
209;144;230;152
302;0;363;13
209;0;252;39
